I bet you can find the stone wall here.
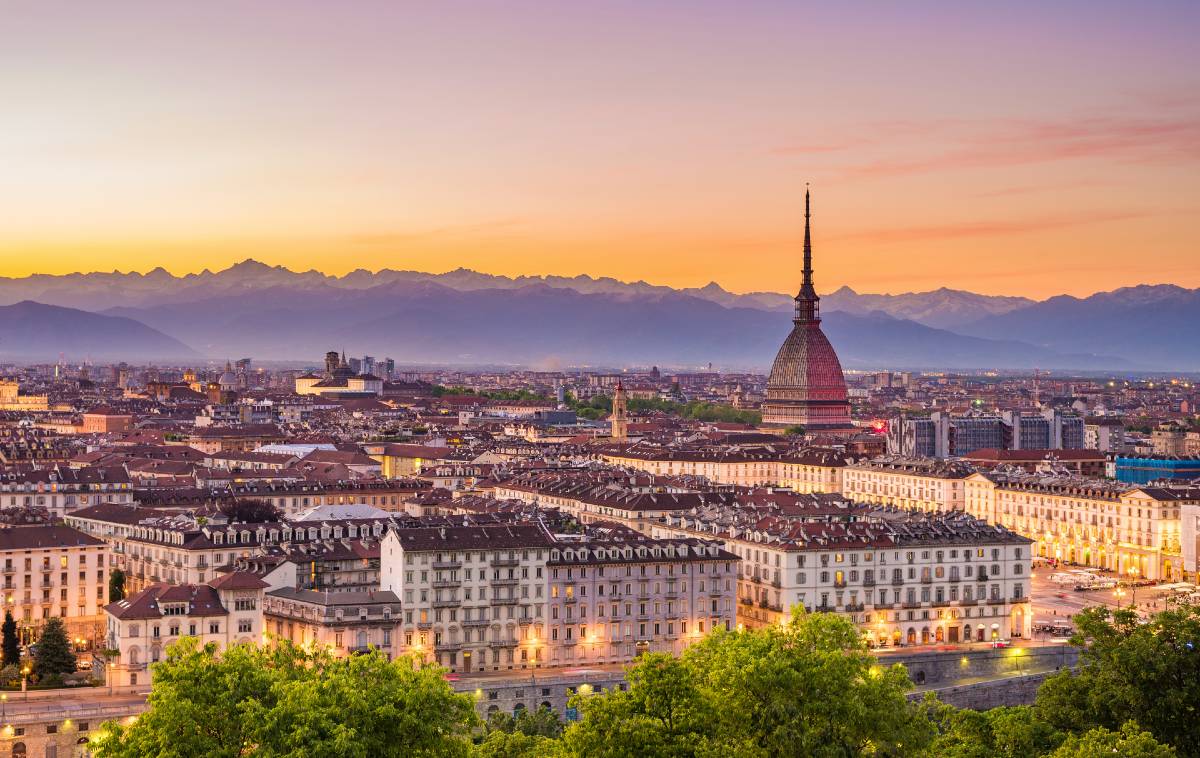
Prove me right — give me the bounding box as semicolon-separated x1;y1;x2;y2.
879;645;1078;686
912;671;1054;709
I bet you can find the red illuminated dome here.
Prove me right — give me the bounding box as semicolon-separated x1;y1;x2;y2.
761;189;853;431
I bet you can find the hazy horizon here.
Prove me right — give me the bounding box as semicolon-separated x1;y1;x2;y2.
1;256;1193;303
3;2;1199;298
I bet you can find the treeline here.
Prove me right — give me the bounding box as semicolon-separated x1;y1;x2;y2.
573;393;761;425
91;605;1198;757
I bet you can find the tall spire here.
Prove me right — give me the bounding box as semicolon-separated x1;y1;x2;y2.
794;184;820;323
802;184;813;289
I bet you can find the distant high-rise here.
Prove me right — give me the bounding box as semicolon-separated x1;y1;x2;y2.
761;189;853;431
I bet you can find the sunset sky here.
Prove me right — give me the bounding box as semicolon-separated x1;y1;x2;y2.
2;1;1198;298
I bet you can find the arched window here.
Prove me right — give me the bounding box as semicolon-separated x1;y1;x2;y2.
11;743;26;757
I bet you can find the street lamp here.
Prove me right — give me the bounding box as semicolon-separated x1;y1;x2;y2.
20;666;29;700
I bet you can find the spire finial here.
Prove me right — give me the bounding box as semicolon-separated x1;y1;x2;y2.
793;184;820;323
802;184;813;288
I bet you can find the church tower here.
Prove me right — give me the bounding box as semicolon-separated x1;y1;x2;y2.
611;379;629;440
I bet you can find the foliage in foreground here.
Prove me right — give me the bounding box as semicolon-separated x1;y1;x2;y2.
91;605;1196;757
90;638;478;758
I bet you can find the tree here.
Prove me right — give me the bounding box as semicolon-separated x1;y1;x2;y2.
218;498;281;523
563;610;933;757
920;697;1064;758
1049;722;1176;758
562;653;723;757
108;568;126;602
475;730;562;758
487;705;563;739
33;617;76;678
1;610;19;666
1035;604;1200;755
91;638;478;758
783;425;806;436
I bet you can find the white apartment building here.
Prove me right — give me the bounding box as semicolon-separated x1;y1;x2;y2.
965;472;1192;581
654;507;1032;645
0;466;133;518
263;588;403;656
841;457;973;513
380;523;739;673
104;571;267;687
0;525;109;645
599;446;850;493
544;538;737;666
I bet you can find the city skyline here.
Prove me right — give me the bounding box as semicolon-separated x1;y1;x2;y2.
4;2;1200;297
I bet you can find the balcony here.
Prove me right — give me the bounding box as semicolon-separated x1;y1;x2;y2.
416;620;434;629
862;578;876;587
890;577;904;586
490;577;520;586
432;599;460;608
919;576;932;584
462;617;490;628
844;603;865;612
432;579;461;589
432;560;462;570
492;597;519;606
833;580;847;589
491;558;520;568
902;602;923;609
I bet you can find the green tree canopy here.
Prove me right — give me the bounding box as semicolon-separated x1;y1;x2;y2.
1049;722;1177;758
33;617;76;678
563;610;932;758
1035;605;1200;755
1;610;19;667
91;638;477;758
108;568;126;602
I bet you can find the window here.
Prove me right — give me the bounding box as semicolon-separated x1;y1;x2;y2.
238;620;253;633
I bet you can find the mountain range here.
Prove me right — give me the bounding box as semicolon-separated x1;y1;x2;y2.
0;261;1194;370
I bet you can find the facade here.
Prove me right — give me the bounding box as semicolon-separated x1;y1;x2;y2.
964;472;1187;581
888;410;1086;458
104;572;268;687
760;190;853;431
1084;419;1125;452
379;524;737;673
1114;455;1200;484
654;507;1032;644
841;457;974;513
599;445;850;493
0;525;109;645
263;588;402;656
0;466;133;518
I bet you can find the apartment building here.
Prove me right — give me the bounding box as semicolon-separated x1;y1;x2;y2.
599;445;850;493
0;525;109;645
380;523;739;673
0;465;133;517
263;588;403;656
493;471;721;533
104;571;268;687
654;506;1032;645
380;523;556;673
67;505;394;593
133;479;431;517
965;471;1189;581
544;538;737;666
841;457;973;513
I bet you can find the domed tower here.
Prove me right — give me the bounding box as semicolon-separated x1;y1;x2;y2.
760;188;853;431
